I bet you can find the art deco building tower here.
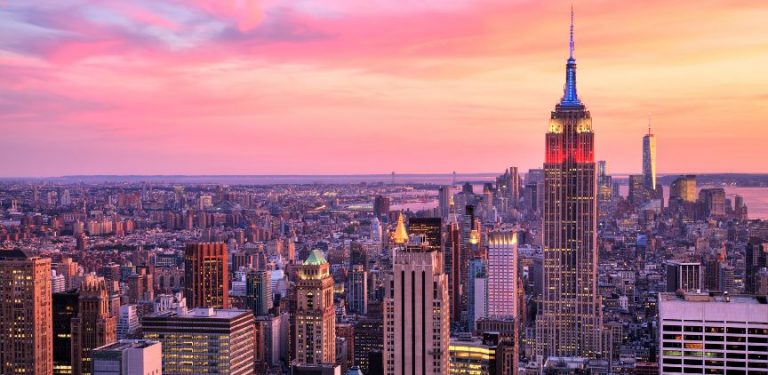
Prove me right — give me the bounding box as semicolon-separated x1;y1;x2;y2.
536;8;602;359
71;274;117;375
294;250;336;366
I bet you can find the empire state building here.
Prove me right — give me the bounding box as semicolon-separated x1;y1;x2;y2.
535;8;602;359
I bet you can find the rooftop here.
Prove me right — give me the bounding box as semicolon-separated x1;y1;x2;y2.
94;339;160;352
304;249;328;266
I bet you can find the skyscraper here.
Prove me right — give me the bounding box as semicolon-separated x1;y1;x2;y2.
72;274;118;375
0;249;53;375
184;242;230;309
642;117;657;191
487;231;518;319
53;290;79;375
745;237;768;294
385;235;450;375
536;8;602;359
246;269;273;316
295;250;336;366
373;195;391;220
347;264;368;315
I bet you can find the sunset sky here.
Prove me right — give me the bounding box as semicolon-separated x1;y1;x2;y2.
1;0;767;177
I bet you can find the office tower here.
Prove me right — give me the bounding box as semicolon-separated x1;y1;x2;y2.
350;241;367;269
745;237;768;294
72;274;118;375
370;216;383;243
0;249;53;375
438;186;452;218
255;315;281;369
295;250;336;365
92;340;162;375
143;307;256;375
642;119;657;190
669;175;697;205
448;336;497;375
247;269;273;316
657;292;768;374
184;242;230;309
444;214;463;325
116;305;140;340
665;261;702;293
347;264;368;315
597;161;612;201
628;174;649;204
536;9;602;359
407;217;442;253
53;290;80;375
373;195;391;219
467;259;488;331
384;235;450;375
698;188;726;218
354;318;384;374
487;231;518;319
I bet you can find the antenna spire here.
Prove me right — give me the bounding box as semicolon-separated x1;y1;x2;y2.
569;4;575;59
648;113;652;135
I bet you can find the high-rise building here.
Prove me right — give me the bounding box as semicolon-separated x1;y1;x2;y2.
0;249;53;375
384;235;450;375
487;231;518;320
294;250;336;366
745;237;768;295
92;340;162;375
354;318;384;374
72;274;118;375
347;264;368;315
373;196;391;220
184;242;229;309
438;186;453;219
142;307;256;375
642;119;657;191
669;175;697;205
698;188;726;218
444;215;463;326
53;290;80;375
246;269;273;316
407;217;442;253
536;8;602;359
665;261;702;293
116;305;140;340
467;259;488;331
657;292;768;374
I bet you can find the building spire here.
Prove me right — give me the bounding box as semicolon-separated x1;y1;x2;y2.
560;5;581;106
569;4;575;59
648;113;652;135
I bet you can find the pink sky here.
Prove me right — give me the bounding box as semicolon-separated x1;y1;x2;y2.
1;0;767;176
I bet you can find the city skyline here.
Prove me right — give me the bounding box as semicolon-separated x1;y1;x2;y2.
2;0;768;176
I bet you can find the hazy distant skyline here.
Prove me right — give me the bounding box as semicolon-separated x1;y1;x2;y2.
2;0;767;177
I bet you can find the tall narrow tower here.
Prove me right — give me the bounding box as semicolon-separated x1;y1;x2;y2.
294;250;336;366
536;7;602;359
642;115;657;190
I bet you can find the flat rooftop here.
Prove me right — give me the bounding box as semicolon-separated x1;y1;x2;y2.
95;339;160;352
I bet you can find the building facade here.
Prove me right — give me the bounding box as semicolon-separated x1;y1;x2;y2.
295;250;337;366
658;292;768;374
184;242;230;309
72;274;118;375
536;10;602;359
0;249;53;375
385;235;450;375
142;307;256;375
